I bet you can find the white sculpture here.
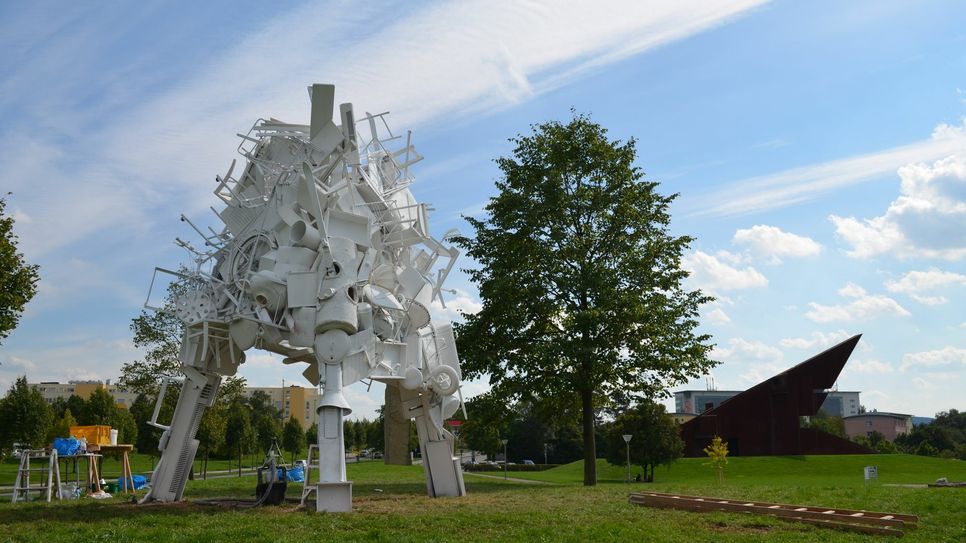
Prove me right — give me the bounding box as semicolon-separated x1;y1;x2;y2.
141;84;466;511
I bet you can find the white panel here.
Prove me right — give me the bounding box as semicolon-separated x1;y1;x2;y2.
287;271;319;308
424;440;462;497
328;209;371;247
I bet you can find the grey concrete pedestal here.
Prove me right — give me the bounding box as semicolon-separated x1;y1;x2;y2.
316;481;352;512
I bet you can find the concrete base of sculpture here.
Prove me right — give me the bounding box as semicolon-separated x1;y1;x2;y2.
316;481;353;512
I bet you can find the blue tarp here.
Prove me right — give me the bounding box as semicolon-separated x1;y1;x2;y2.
53;437;81;456
285;466;304;482
117;474;147;490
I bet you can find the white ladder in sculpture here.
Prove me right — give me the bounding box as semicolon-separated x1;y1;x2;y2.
12;449;62;503
299;444;321;506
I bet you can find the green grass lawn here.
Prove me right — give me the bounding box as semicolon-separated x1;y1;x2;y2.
1;455;963;542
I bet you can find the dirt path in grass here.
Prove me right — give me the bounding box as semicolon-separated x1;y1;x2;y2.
463;472;556;484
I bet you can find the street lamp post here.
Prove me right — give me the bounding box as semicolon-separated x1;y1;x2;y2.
543;442;548;465
500;439;508;480
622;434;633;483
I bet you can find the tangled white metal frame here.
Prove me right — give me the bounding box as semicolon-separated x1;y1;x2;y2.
142;84;466;511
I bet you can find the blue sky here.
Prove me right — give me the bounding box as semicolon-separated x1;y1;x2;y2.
1;0;963;420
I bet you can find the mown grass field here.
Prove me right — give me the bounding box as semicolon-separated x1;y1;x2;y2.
1;454;963;542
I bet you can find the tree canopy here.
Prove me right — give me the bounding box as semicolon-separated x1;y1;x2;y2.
455;113;716;485
0;195;39;345
0;376;53;452
602;401;683;482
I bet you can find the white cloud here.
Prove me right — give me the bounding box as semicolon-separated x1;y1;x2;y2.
712;338;784;364
779;330;851;349
830;151;966;260
686;120;966;217
912;377;936;390
838;282;868;298
732;224;821;263
847;359;895;374
431;289;483;323
884;268;966;305
805;283;910;322
8;0;770;262
900;346;966;372
705;307;732;325
682;250;768;293
910;294;948;305
711;337;784;385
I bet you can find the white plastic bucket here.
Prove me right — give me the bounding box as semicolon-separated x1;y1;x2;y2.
109;429;118;445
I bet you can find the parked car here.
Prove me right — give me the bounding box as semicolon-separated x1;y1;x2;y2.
294;459;307;469
522;459;535;465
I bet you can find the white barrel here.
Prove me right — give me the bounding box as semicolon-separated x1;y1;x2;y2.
110;429;118;445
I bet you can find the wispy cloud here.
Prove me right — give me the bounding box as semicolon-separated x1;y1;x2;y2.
682;250;768;293
685;120;966;217
805;282;910;323
884;268;966;305
732;224;822;264
900;346;966;372
7;0;769;262
830;151;966;260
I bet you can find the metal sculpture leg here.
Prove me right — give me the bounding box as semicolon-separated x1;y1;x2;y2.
414;412;466;497
399;384;465;498
142;368;222;503
314;342;352;512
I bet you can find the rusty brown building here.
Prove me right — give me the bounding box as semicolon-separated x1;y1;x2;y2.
679;335;871;457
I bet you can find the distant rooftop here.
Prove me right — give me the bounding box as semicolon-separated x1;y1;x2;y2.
843;411;912;419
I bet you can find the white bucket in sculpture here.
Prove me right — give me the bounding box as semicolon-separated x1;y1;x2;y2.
110;429;118;445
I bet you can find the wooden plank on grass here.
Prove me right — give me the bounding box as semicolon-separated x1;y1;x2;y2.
629;492;912;537
633;492;918;524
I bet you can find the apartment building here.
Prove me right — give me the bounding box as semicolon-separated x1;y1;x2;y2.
242;385;320;429
32;381;140;408
674;389;861;418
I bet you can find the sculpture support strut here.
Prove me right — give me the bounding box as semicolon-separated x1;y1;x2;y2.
141;83;467;511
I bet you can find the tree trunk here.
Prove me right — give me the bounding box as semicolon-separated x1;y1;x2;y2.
383;385;412;465
581;387;596;486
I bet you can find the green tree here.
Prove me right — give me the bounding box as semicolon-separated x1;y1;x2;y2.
111;408;138;445
130;393;164;453
343;420;356;452
455;113;716;485
0;376;53;451
875;439;897;454
48;408;78;442
224;399;255;459
247;391;281;452
703;435;729;484
305;423;318;448
367;416;385;453
283;416;305;463
604;401;683;482
84;387;117;425
64;395;87;423
118;279;188;397
461;393;512;459
0;195;40;345
352;420;365;450
802;409;846;438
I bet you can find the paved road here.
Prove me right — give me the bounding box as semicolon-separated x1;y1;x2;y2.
463;472;555;485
